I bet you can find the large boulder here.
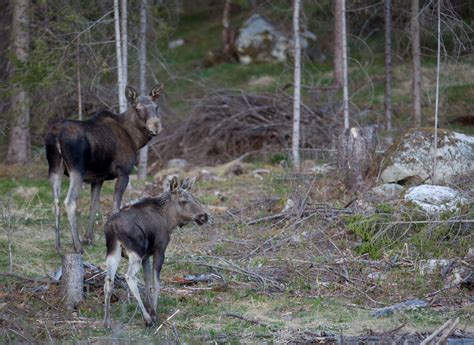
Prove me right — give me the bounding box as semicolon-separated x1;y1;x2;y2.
380;129;474;184
235;14;315;64
404;184;468;214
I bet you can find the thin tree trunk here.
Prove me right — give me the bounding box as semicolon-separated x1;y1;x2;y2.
6;0;30;165
114;0;125;112
384;0;392;131
222;0;232;58
137;0;149;181
292;0;301;170
411;0;422;127
76;37;82;121
433;0;441;182
333;0;343;87
341;0;350;130
121;0;128;107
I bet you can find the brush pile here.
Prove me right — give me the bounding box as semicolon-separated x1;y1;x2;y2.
153;90;336;164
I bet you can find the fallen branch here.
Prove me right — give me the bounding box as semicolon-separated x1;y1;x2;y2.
224;312;277;331
420;317;456;345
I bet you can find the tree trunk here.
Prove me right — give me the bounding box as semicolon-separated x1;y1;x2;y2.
411;0;422;127
114;0;126;112
341;0;350;130
222;0;232;58
120;0;128;109
333;0;343;87
432;0;441;181
137;0;149;181
76;36;82;121
6;0;30;165
384;0;393;131
337;127;377;190
292;0;301;171
61;254;84;310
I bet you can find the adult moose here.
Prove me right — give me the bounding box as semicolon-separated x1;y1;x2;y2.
45;84;164;254
103;176;210;328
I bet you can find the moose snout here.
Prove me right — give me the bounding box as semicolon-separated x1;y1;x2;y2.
146;119;162;136
195;213;211;225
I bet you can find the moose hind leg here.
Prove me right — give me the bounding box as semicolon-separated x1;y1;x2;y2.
85;181;103;245
50;170;62;253
142;257;156;322
64;171;84;254
125;252;153;326
104;241;121;329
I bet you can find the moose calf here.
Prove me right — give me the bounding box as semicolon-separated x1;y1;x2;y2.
103;176;210;328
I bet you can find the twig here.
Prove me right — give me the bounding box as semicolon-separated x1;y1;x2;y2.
154;309;180;334
223;312;277;331
436;317;459;345
7;328;33;344
0;272;51;284
420;318;454;345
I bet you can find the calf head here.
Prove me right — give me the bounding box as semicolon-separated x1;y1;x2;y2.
125;84;164;137
165;176;210;226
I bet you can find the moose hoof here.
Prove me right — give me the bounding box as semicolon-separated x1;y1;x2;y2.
104;319;112;329
82;237;93;246
74;245;84;255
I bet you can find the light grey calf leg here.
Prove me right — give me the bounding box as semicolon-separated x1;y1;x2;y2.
85;181;103;245
64;171;84;254
104;243;121;329
50;171;62;253
125;252;153;326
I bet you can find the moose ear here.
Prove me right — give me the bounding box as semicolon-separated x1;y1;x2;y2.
182;177;196;190
150;83;164;102
125;86;138;104
169;175;179;194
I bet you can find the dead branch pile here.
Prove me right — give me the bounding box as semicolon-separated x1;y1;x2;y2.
153;90;336;164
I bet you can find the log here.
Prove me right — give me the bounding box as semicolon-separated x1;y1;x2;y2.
61;254;84;310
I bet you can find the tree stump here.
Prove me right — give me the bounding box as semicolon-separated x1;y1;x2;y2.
61;254;84;310
337;126;377;189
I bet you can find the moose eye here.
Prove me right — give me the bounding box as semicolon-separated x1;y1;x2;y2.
179;200;188;206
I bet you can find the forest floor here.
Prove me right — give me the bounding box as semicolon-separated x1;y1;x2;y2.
0;155;472;344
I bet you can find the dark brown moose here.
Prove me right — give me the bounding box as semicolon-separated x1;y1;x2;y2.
103;176;210;328
45;84;164;254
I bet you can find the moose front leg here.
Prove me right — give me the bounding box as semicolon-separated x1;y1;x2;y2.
84;181;103;245
112;174;129;214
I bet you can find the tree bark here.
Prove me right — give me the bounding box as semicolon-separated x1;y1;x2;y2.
76;36;82;121
432;0;441;181
384;0;393;131
411;0;422;127
61;254;84;310
6;0;30;165
333;0;343;87
137;0;149;181
292;0;301;171
114;0;126;112
341;0;350;130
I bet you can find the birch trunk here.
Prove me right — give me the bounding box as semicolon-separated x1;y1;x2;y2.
121;0;128;111
137;0;149;181
341;0;350;130
6;0;30;164
384;0;392;131
114;0;125;112
292;0;301;171
432;0;441;180
61;254;84;310
411;0;422;127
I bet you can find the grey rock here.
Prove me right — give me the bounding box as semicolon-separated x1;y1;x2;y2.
381;129;474;184
404;184;468;214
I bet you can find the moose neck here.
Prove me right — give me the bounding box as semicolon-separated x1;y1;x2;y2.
122;107;150;150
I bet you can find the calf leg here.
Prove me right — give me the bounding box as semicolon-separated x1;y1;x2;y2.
84;181;103;245
103;241;121;329
50;170;62;253
112;174;129;214
64;171;84;254
142;257;156;322
125;252;153;327
151;252;165;319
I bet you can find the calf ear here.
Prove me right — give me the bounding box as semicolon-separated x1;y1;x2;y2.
182;177;196;190
169;175;179;193
125;86;138;104
150;83;164;102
